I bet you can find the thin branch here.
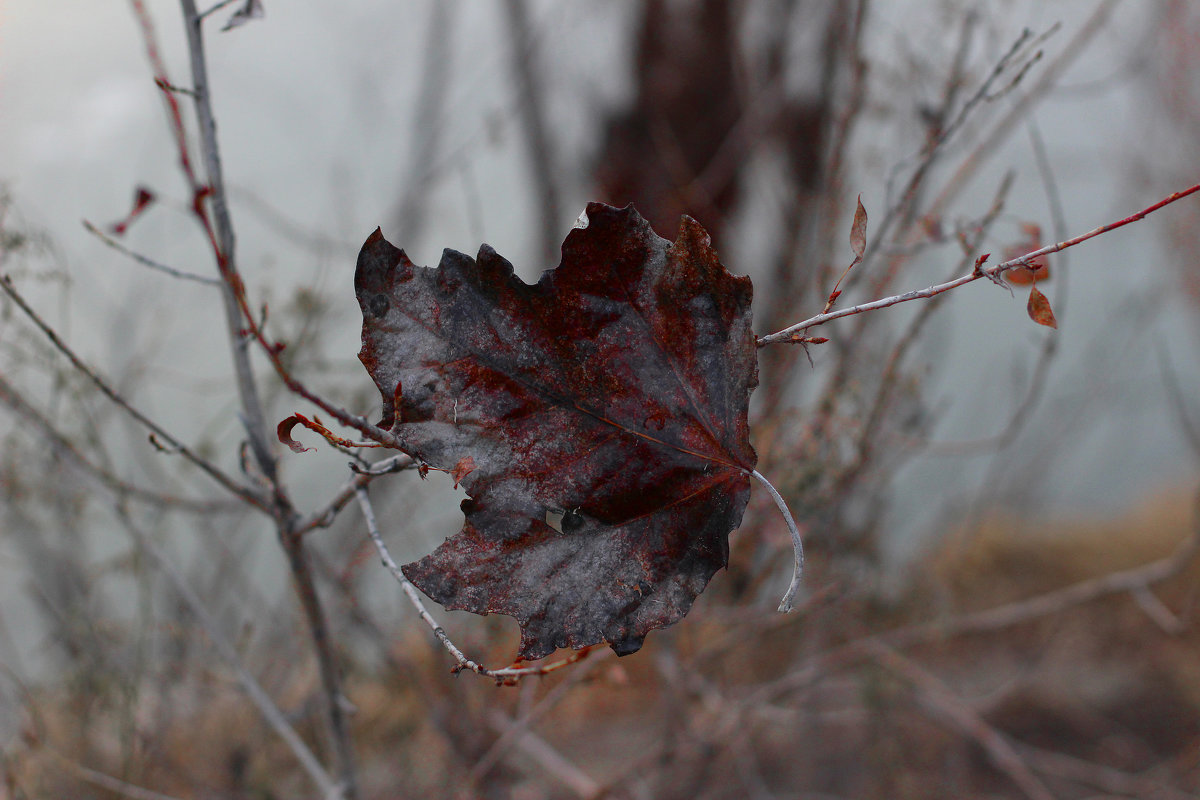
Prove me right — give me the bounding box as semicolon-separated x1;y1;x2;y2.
466;651;607;787
925;131;1066;457
115;505;342;799
0;274;267;510
485;711;602;798
177;0;277;486
759;182;1200;344
83;220;221;286
197;0;238;21
867;642;1056;800
293;454;414;535
755;485;1200;708
129;2;360;793
841;173;1014;479
50;754;185;800
1018;742;1195;800
857;26;1039;302
882;488;1200;649
0;371;238;513
1130;585;1184;634
275;515;359;796
355;487;597;683
927;0;1122;220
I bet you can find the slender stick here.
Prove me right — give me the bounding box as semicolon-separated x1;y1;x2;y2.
178;0;276;482
83;220;221;286
750;469;805;612
0;274;267;511
131;2;361;793
0;371;235;512
355;487;596;682
867;642;1055;800
116;507;341;798
759;182;1200;344
51;755;186;800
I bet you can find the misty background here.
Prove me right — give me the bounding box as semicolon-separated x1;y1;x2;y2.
2;2;1200;797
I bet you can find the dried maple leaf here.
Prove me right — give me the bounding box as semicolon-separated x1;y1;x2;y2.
355;202;758;659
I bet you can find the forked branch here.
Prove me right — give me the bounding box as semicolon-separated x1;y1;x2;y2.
759;182;1200;345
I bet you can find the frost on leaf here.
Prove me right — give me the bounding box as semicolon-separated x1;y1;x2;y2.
355;202;758;659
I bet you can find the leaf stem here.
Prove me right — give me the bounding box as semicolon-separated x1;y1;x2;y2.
750;469;805;612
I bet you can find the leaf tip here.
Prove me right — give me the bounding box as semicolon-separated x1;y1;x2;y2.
850;194;868;259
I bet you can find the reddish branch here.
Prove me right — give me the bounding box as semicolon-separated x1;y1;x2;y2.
759;182;1200;345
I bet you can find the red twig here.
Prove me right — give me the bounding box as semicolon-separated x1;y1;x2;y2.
759;182;1200;344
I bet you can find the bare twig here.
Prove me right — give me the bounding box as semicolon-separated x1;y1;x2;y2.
1130;585;1185;634
928;0;1122;220
756;485;1200;708
354;486;597;683
50;754;186;800
867;642;1056;800
859;27;1040;302
883;487;1200;649
293;453;414;535
926;125;1067;459
485;711;601;798
841;174;1013;479
0;274;267;510
197;0;238;21
759;182;1200;344
126;1;361;792
83;220;221;286
176;0;276;484
0;371;237;512
466;650;607;787
1018;742;1195;800
115;505;342;799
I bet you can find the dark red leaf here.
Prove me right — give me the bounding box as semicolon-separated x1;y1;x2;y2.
356;202;758;659
277;414;315;453
109;186;156;235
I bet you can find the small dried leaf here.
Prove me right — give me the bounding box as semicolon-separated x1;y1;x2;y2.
277;415;315;453
1026;286;1058;329
221;0;264;31
850;195;868;260
450;456;476;488
110;186;156;235
277;412;383;452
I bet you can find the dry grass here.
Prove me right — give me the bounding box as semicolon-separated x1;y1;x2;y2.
5;483;1199;799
